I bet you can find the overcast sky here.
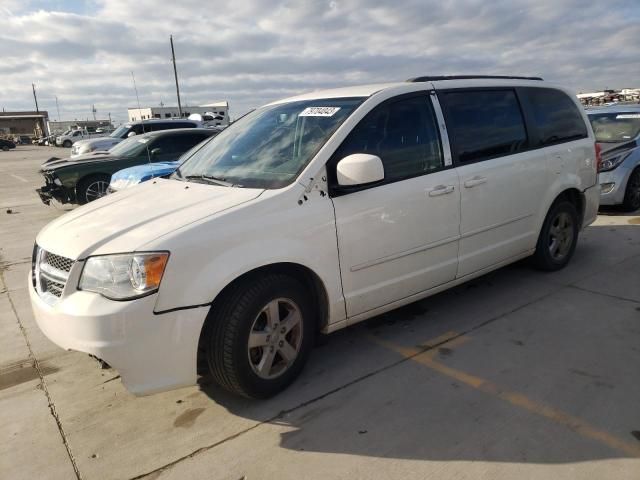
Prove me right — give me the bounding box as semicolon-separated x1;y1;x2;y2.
2;0;639;123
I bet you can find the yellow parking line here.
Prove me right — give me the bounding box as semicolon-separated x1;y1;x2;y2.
369;331;640;457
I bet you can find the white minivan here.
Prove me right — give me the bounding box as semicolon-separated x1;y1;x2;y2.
30;76;600;398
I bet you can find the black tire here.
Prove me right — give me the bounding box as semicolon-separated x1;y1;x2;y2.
532;200;579;271
76;174;110;204
622;168;640;212
204;274;315;398
1;145;8;151
63;140;72;148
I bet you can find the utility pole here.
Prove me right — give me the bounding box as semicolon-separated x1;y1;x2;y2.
32;83;40;113
170;35;183;117
55;96;61;121
91;104;97;121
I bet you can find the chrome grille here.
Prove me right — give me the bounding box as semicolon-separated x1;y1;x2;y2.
34;247;74;304
43;251;73;273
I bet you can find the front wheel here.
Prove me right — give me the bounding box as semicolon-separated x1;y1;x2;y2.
205;274;315;398
63;140;72;148
76;174;110;204
1;145;8;151
622;168;640;212
532;200;579;271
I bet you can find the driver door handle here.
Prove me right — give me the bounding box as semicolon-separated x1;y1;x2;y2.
464;176;487;188
428;185;455;197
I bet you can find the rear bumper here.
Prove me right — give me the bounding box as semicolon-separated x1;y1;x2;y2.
582;183;600;229
29;278;209;395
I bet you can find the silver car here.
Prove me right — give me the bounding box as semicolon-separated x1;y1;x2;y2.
587;104;640;211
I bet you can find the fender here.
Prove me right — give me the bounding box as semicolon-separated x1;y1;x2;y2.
149;184;346;325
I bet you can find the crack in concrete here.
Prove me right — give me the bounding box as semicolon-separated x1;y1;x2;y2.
2;270;83;480
567;284;640;304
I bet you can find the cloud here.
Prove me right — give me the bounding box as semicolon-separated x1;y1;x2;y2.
1;0;638;123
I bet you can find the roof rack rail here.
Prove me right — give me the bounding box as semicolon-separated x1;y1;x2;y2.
407;75;543;82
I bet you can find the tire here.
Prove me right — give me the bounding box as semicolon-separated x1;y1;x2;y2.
1;145;8;151
76;174;110;204
622;168;640;212
63;140;72;148
532;200;579;271
204;274;315;398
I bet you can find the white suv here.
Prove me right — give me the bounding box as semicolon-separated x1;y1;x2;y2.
30;76;599;398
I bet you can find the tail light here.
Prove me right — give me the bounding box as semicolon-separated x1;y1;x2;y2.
595;142;603;172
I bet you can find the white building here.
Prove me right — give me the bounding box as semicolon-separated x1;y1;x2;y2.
127;101;229;126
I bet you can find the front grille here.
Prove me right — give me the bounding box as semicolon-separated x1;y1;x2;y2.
34;247;75;304
43;251;73;273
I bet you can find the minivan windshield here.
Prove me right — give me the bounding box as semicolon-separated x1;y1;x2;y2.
174;98;364;189
588;112;640;143
109;124;131;138
108;136;150;157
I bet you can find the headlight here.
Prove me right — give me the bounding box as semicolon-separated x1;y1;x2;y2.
598;152;629;172
79;252;169;300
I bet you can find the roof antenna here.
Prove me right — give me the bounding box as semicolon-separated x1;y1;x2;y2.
131;71;153;169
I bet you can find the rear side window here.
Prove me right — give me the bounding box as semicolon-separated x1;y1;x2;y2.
523;88;588;146
333;95;443;184
440;90;527;164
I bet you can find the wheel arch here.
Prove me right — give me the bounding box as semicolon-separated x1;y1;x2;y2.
196;262;330;376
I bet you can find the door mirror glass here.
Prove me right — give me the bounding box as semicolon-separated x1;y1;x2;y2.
127;131;137;138
336;154;384;186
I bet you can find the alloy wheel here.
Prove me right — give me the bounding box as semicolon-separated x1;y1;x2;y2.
85;180;109;202
548;211;574;261
247;298;303;380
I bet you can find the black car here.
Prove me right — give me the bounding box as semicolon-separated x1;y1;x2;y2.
37;128;216;205
1;139;16;151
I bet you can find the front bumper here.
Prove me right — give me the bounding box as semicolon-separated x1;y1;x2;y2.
36;182;73;205
29;278;208;395
598;166;632;206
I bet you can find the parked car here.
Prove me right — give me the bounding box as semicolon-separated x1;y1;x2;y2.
37;128;215;205
70;119;201;158
30;76;599;399
0;138;16;151
55;128;105;148
587;104;640;211
108;134;217;193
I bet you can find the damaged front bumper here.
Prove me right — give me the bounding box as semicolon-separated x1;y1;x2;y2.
36;172;74;205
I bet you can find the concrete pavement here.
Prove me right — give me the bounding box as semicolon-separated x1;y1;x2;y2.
1;145;639;479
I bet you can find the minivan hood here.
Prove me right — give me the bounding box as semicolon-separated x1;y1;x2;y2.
36;179;264;259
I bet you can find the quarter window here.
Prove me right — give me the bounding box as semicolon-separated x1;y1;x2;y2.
334;96;443;184
441;90;527;163
523;88;588;146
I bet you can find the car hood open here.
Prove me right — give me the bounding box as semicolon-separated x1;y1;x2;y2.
36;179;264;259
41;152;119;170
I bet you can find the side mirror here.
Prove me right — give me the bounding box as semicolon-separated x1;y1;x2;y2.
127;131;137;138
336;154;384;186
150;148;162;157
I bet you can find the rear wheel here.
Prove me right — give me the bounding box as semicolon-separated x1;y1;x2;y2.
532;200;579;271
76;174;110;204
204;274;315;398
622;168;640;212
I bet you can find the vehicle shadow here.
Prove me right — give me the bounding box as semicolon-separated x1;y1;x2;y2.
198;223;640;464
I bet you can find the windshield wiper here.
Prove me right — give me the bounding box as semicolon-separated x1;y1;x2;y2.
184;174;233;187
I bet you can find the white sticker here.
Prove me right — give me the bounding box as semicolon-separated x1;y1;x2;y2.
616;114;640;119
299;107;341;117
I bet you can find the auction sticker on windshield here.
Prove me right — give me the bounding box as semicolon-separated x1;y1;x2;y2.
299;107;341;117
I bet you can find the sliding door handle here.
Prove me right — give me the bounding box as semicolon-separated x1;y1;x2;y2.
464;176;487;188
428;185;455;197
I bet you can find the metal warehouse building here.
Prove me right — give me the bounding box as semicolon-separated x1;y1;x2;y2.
0;111;49;137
